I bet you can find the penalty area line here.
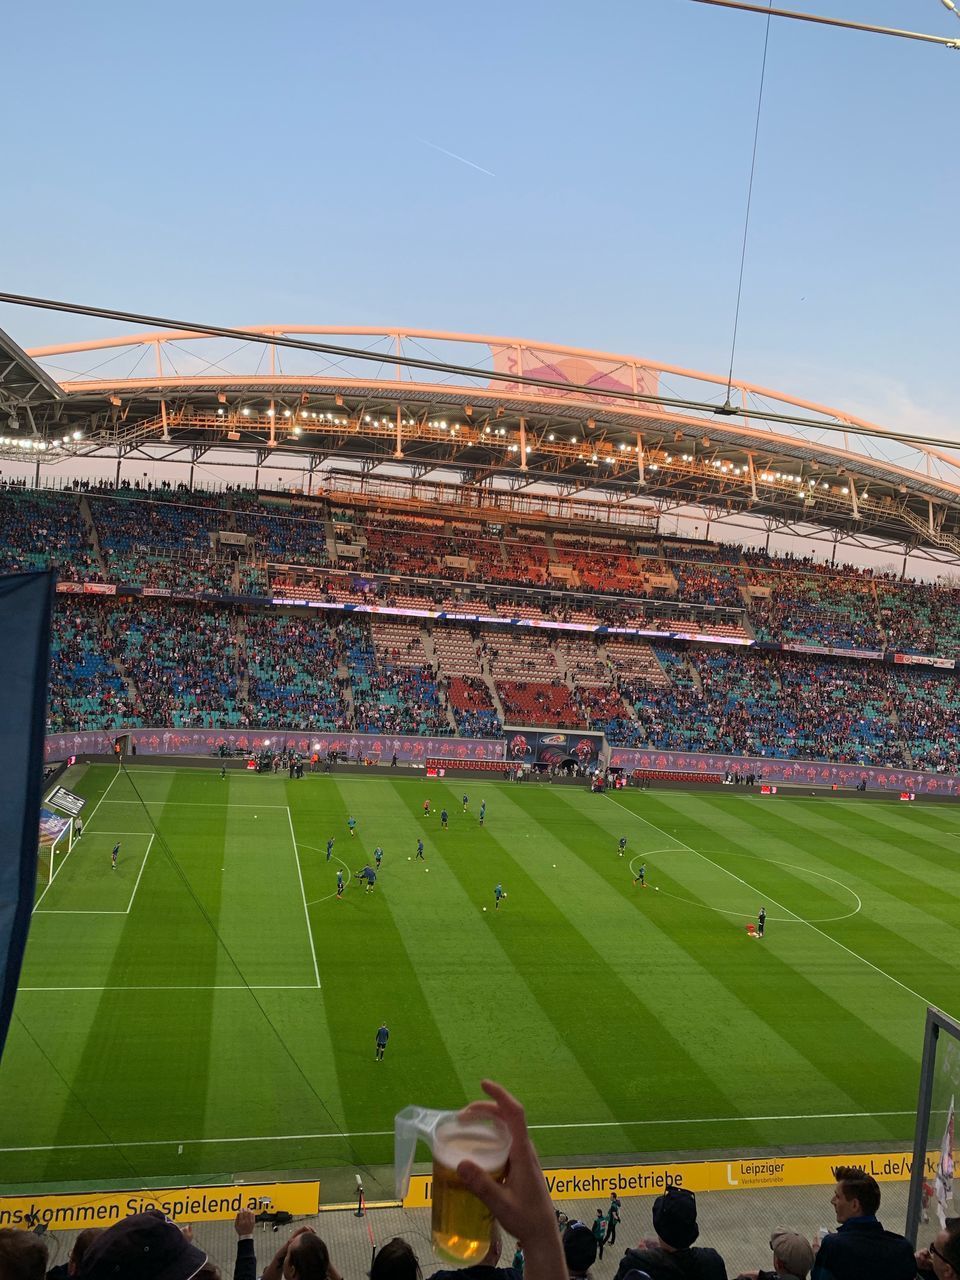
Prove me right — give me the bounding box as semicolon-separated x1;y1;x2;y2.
0;1107;917;1154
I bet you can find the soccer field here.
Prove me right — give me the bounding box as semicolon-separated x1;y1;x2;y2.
3;763;960;1193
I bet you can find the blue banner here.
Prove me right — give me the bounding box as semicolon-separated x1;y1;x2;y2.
0;572;54;1063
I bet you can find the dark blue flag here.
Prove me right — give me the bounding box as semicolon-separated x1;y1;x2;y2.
0;571;54;1063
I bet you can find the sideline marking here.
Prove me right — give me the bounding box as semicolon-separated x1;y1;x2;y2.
605;793;943;1009
18;985;321;992
124;835;154;913
0;1107;918;1154
34;767;122;912
287;808;321;988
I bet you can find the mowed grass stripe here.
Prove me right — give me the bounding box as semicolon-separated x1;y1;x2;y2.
38;769;229;1183
605;790;923;1113
816;802;960;897
0;768;137;1180
744;802;960;1007
380;780;626;1137
201;777;350;1181
546;789;886;1118
543;788;898;1128
291;776;465;1165
420;782;756;1155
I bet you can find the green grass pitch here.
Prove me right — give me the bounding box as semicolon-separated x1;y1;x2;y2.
2;763;959;1194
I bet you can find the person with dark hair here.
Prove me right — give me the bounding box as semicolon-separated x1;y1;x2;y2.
370;1238;420;1280
591;1212;607;1262
563;1222;598;1279
0;1229;48;1280
811;1166;914;1280
605;1193;622;1248
46;1227;103;1278
916;1217;960;1280
614;1185;727;1280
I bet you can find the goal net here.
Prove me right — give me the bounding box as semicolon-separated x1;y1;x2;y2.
37;808;73;894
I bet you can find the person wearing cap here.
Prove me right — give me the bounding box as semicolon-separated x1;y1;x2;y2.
563;1222;598;1279
614;1185;727;1280
811;1166;914;1280
76;1211;207;1280
735;1229;814;1280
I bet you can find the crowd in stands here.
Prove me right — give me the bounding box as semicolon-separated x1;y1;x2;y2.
245;612;350;728
13;481;960;770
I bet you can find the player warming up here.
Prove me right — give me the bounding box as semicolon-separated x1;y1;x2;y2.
111;841;120;870
494;883;507;911
618;836;627;857
462;794;469;813
374;846;383;869
634;862;646;888
326;837;335;862
336;869;344;899
375;1022;389;1061
423;799;431;818
416;838;425;861
757;906;766;937
479;800;486;826
357;865;377;893
347;816;357;838
440;808;449;829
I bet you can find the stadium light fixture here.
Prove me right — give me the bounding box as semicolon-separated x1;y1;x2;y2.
570;435;577;443
73;431;82;440
242;407;251;417
547;433;555;442
217;407;224;416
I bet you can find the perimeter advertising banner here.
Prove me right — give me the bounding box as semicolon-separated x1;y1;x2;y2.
45;728;506;765
403;1150;939;1208
608;747;960;798
0;1181;321;1230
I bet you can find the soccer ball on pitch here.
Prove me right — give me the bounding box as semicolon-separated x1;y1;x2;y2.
483;907;487;911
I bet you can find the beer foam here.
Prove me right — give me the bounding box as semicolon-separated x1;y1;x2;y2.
434;1118;510;1172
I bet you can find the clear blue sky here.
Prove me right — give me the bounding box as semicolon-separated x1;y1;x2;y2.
3;1;958;439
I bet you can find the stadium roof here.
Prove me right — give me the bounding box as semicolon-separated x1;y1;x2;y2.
4;314;960;558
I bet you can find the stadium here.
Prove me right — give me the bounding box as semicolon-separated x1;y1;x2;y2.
0;303;958;1275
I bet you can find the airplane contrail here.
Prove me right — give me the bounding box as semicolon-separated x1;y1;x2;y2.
416;137;496;178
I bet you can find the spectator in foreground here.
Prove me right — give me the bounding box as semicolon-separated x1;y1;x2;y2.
46;1228;103;1278
916;1217;960;1280
614;1185;727;1280
371;1238;421;1280
736;1230;814;1279
811;1166;914;1280
261;1227;340;1280
562;1222;598;1279
0;1228;48;1280
76;1212;206;1279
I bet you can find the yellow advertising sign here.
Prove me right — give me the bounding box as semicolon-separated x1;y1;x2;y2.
403;1152;936;1208
0;1181;321;1230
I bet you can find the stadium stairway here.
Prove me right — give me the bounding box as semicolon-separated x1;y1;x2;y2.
78;494;109;578
419;625;459;732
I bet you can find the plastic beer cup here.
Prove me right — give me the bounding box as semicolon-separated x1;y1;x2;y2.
430;1113;510;1263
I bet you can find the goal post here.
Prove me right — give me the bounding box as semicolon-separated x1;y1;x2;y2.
37;808;74;892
